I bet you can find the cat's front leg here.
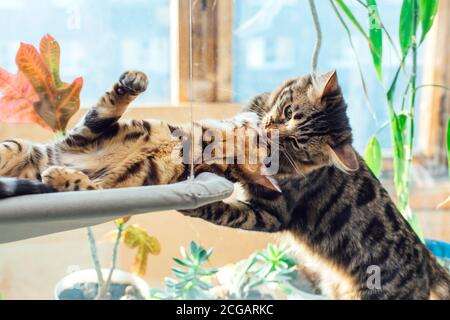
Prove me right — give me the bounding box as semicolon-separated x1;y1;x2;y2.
68;71;148;140
41;166;100;192
179;200;286;232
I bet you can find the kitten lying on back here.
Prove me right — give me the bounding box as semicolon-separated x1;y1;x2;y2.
0;71;274;198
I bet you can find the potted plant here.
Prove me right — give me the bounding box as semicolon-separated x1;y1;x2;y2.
55;219;161;300
151;241;324;300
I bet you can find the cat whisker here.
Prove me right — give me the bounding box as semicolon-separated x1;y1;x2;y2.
278;145;303;177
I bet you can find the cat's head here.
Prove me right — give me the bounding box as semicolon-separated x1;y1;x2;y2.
262;71;359;174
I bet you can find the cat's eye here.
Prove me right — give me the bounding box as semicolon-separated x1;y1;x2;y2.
284;106;293;119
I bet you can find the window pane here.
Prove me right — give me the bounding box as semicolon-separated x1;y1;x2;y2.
0;0;170;105
232;0;423;152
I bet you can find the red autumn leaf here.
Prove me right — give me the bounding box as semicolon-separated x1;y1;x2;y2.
0;67;50;129
0;34;83;132
16;35;83;132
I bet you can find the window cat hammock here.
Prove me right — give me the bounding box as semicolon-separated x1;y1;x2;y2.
0;173;234;243
0;0;235;244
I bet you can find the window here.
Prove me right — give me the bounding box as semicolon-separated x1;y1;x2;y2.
232;0;423;153
0;0;171;105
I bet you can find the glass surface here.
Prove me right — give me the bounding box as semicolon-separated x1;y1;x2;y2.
232;0;423;152
0;0;171;105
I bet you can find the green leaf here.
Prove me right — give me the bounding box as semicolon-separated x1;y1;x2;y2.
397;114;407;137
396;113;414;160
399;0;418;57
199;268;218;276
386;65;404;164
366;0;383;80
335;0;369;39
364;136;382;176
198;280;213;290
418;0;439;44
190;241;199;259
171;267;188;277
268;243;277;258
447;117;450;177
173;257;192;267
387;65;402;103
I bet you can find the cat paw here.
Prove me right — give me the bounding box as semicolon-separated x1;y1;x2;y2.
118;70;148;95
41;166;98;192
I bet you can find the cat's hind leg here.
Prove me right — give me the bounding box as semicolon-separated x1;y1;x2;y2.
64;71;149;143
41;166;100;192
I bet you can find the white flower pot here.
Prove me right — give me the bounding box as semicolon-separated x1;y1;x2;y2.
54;269;150;300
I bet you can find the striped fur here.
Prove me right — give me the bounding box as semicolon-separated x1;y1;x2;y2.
180;71;450;300
0;178;55;199
0;70;267;197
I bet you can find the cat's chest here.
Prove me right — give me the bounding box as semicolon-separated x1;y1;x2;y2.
284;233;360;299
223;182;250;204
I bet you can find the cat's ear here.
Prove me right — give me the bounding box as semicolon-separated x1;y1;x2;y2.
316;70;339;98
253;174;282;193
329;143;359;172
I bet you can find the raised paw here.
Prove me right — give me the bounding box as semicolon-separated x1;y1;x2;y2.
118;70;148;95
41;166;98;192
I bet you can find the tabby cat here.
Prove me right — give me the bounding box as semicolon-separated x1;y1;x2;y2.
0;70;272;197
180;71;450;300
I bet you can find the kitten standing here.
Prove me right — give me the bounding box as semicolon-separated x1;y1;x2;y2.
180;71;450;300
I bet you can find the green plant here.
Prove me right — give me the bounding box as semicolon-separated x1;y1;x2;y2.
331;0;445;240
152;242;303;300
151;241;218;300
150;241;317;300
224;243;298;299
365;135;382;176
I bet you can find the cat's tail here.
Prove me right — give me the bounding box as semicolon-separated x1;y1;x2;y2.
429;254;450;300
0;177;56;199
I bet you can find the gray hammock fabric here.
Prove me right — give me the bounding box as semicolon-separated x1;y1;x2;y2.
0;173;234;244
